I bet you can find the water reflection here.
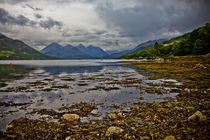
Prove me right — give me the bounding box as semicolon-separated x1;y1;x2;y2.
43;66;103;74
0;60;180;131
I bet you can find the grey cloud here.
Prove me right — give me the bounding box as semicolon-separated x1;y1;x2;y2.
40;18;63;29
0;8;33;26
0;0;27;4
35;14;42;19
26;4;42;11
96;0;210;41
95;30;106;35
102;40;115;46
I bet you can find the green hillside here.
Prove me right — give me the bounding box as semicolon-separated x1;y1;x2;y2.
122;23;210;59
0;33;56;60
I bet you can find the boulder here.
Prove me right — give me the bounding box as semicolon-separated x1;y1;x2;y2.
63;114;80;121
106;126;124;136
188;111;207;122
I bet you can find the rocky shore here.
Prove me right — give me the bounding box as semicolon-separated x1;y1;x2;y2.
0;56;209;139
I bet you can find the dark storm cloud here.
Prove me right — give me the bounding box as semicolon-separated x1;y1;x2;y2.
40;18;63;29
0;8;63;30
96;0;210;41
0;8;32;26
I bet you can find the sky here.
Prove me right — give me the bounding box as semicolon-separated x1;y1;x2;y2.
0;0;210;51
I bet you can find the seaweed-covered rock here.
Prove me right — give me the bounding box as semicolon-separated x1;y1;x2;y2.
63;114;80;121
5;118;62;139
164;135;176;140
188;111;206;122
108;111;123;120
108;113;118;120
106;126;123;136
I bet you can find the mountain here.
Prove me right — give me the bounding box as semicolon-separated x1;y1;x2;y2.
76;44;108;58
86;45;108;58
0;33;54;60
104;39;165;59
41;43;109;59
122;23;210;58
106;50;120;55
41;43;93;59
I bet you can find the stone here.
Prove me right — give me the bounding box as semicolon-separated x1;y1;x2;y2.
106;126;124;136
91;109;98;115
188;111;207;122
65;136;75;140
164;136;176;140
6;124;13;130
108;111;123;120
63;114;80;121
116;111;123;118
108;113;118;120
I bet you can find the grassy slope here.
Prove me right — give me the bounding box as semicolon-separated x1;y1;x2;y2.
0;34;56;60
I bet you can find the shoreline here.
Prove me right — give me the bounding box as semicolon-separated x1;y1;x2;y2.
0;56;209;139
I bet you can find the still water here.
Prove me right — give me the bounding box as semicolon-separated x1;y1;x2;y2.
0;60;180;131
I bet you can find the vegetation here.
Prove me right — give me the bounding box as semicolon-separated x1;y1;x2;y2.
0;33;55;60
122;23;210;58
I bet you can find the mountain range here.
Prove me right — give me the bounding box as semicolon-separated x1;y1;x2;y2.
41;39;165;59
0;33;54;60
41;43;109;59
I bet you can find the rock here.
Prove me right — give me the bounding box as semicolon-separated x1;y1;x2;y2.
106;126;124;136
115;110;123;118
65;136;70;140
91;109;98;115
65;136;75;140
164;136;176;140
94;117;103;121
63;114;80;121
6;124;13;130
108;111;123;120
108;113;118;120
188;111;207;122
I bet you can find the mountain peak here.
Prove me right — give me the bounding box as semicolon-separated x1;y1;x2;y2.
77;43;85;48
49;42;61;46
65;44;73;48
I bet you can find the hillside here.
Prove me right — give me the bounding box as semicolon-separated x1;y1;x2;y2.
122;23;210;58
104;39;165;59
0;33;54;60
41;43;108;59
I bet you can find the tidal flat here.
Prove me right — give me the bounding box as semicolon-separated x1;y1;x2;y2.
0;58;209;139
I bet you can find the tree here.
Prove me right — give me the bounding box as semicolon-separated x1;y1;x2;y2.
193;39;205;55
154;42;160;56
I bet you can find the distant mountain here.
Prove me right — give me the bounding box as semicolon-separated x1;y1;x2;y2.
106;50;120;55
41;43;93;59
41;43;109;59
0;33;54;60
104;39;165;59
86;45;108;58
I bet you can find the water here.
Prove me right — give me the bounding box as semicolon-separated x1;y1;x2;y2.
0;60;180;131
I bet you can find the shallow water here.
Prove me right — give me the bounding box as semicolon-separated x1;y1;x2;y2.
0;60;180;131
